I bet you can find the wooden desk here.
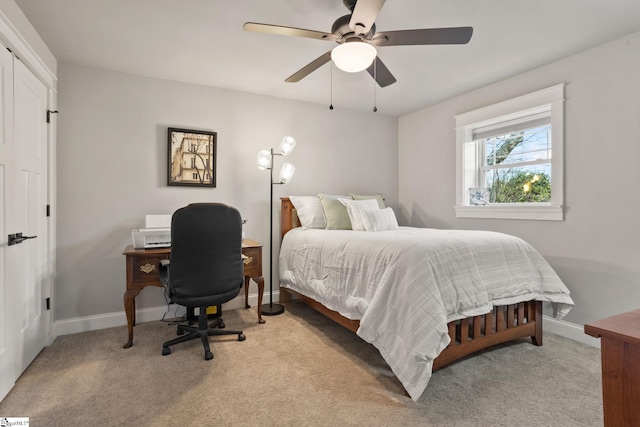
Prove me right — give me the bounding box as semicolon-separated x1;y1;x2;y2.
585;309;640;426
122;239;264;349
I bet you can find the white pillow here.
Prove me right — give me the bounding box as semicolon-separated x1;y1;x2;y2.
361;207;399;232
339;198;379;231
289;196;326;229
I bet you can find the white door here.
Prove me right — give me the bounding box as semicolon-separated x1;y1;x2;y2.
0;44;17;401
0;51;50;401
13;57;49;375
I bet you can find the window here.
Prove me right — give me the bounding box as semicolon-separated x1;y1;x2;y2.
454;84;565;221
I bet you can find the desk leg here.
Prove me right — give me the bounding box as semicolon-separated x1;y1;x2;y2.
244;276;265;324
123;289;140;349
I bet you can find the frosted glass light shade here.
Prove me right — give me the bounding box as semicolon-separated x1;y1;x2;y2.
279;163;296;184
331;42;377;73
256;150;272;170
279;136;296;156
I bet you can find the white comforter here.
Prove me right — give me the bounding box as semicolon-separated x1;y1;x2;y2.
279;226;574;401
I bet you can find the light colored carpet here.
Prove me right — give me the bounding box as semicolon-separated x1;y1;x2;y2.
0;302;602;426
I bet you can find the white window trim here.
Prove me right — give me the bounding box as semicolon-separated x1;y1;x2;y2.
454;84;565;221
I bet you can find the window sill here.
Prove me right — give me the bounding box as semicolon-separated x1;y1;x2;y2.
454;204;563;221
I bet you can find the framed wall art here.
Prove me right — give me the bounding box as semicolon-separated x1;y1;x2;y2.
167;127;217;187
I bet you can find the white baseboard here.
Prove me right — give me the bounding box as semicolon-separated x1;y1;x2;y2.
53;292;598;350
53;291;273;338
543;315;600;348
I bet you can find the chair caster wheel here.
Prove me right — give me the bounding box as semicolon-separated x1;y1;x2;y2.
177;329;184;336
162;347;171;356
205;351;213;360
238;333;246;341
218;321;225;329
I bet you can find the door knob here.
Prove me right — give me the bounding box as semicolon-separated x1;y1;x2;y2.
8;232;37;246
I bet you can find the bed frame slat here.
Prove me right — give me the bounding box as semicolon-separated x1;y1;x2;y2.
508;304;515;328
473;315;482;339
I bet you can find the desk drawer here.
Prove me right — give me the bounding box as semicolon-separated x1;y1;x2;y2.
131;254;168;283
242;247;262;277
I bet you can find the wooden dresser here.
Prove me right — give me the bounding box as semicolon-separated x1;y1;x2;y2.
585;309;640;426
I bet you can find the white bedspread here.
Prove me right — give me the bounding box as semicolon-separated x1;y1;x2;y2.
279;226;574;401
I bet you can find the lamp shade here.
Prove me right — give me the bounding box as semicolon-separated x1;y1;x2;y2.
331;42;377;73
256;150;272;170
278;163;296;184
279;136;296;156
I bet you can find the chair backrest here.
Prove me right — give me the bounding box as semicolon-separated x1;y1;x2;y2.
168;203;243;301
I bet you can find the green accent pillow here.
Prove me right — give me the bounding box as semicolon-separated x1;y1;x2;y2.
318;194;352;230
350;193;386;209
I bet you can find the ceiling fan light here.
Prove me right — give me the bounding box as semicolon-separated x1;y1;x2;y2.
331;42;377;73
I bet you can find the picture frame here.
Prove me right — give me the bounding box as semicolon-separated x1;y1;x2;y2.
469;188;491;205
167;127;217;187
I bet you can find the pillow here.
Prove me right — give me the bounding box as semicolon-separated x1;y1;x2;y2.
361;207;399;232
318;194;352;230
289;196;326;229
339;198;380;231
350;193;386;209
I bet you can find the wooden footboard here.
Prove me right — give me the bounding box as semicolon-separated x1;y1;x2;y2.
278;197;544;372
433;300;542;371
282;286;542;371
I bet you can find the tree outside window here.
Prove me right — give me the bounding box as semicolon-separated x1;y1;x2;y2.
481;125;551;203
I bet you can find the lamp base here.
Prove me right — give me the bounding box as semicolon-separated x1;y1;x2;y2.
261;303;285;316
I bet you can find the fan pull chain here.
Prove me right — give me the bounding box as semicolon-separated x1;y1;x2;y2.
329;63;334;110
373;59;378;113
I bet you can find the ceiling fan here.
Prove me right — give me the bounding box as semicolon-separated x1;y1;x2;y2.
243;0;473;87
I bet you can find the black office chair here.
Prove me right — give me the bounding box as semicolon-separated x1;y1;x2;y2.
159;203;246;360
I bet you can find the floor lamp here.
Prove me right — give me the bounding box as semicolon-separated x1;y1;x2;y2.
256;136;296;316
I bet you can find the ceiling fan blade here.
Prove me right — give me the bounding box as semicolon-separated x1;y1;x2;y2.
349;0;386;35
366;57;396;87
372;27;473;46
285;51;333;83
243;22;338;42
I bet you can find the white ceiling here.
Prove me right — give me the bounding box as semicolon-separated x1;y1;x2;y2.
14;0;640;117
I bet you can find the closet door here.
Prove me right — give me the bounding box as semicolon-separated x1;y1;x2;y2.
0;52;49;402
13;57;49;375
0;45;16;401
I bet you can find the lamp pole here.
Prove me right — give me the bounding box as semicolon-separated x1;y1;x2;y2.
262;148;285;316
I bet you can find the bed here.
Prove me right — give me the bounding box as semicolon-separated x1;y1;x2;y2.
277;197;574;401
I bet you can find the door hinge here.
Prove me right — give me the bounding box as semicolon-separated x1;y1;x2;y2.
46;297;51;310
46;110;58;123
46;204;50;217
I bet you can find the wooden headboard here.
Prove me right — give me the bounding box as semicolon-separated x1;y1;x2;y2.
280;197;300;239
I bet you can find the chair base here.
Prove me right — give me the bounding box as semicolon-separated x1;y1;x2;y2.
162;307;245;360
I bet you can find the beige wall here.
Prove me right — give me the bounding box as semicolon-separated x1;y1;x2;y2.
399;31;640;326
56;63;398;321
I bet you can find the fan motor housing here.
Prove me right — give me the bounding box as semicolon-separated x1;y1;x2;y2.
331;14;375;40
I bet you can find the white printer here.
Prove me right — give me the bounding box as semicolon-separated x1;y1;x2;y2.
132;214;172;249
